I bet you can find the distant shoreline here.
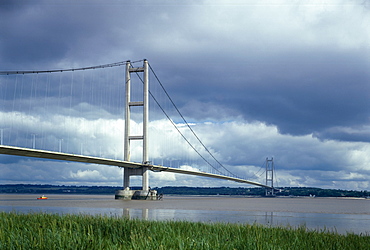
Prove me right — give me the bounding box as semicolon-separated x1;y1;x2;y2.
0;184;368;198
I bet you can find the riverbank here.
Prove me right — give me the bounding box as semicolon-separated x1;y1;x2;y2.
1;212;369;249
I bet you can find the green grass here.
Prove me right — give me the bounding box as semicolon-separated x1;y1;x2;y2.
0;212;369;249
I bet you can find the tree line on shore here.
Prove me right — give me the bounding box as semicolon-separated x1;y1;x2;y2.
0;184;368;197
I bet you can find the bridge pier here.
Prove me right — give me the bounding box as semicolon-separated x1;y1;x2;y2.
115;166;158;200
115;187;157;200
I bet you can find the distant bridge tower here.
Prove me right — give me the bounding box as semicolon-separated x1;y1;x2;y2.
115;59;157;200
265;157;275;196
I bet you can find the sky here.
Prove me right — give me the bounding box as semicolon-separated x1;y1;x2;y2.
0;0;370;190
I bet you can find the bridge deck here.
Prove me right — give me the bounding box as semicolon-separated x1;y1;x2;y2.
0;145;270;188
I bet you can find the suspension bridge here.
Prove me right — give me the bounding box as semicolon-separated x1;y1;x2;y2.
0;60;274;199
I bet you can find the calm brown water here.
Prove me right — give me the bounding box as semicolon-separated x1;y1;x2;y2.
1;194;369;235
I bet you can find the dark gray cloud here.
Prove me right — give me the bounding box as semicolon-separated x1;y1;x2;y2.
158;47;370;139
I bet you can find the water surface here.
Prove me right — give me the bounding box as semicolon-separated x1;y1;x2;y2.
1;194;369;235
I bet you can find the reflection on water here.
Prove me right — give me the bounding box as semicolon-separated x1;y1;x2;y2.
1;194;369;235
108;208;370;235
123;208;149;220
121;208;370;235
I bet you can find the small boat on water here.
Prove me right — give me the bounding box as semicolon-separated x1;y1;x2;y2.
37;195;48;200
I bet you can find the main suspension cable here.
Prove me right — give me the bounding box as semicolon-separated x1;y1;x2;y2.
0;60;144;75
147;62;239;178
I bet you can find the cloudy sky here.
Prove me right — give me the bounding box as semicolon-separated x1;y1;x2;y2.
1;0;370;190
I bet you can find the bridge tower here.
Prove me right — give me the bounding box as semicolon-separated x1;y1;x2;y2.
115;59;157;200
265;157;275;196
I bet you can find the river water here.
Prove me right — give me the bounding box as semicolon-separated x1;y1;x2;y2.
1;194;369;235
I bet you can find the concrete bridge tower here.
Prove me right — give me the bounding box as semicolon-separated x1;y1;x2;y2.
265;157;275;196
115;60;157;200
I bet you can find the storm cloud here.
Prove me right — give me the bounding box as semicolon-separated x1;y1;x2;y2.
0;0;369;190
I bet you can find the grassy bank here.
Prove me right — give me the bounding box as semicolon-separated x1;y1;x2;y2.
0;212;369;249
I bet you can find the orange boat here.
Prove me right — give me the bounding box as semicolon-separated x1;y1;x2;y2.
37;195;48;200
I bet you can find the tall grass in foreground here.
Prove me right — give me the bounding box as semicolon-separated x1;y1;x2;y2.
0;212;369;249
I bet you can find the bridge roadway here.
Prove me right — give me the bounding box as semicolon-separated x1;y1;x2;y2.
0;145;270;188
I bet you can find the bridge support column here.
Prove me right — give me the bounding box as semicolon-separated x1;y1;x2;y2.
115;59;157;200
